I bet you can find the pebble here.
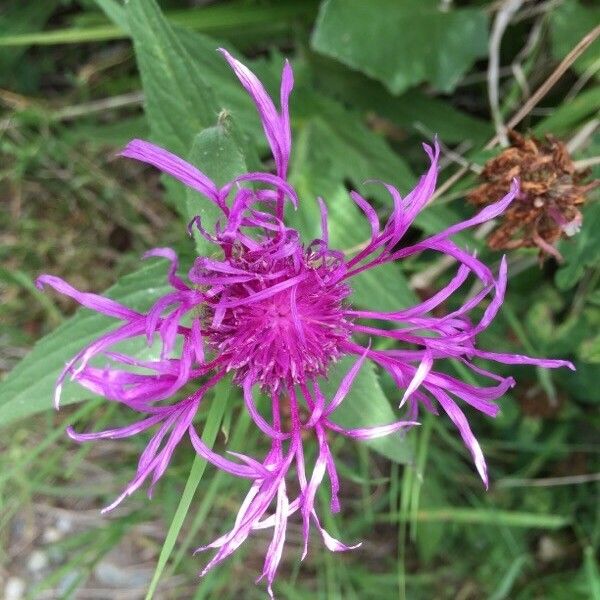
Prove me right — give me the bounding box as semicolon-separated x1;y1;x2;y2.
56;516;73;533
538;535;564;562
4;577;26;600
43;527;62;543
27;550;49;573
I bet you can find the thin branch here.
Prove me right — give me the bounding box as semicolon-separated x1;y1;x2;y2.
565;55;600;102
574;155;600;170
52;91;144;121
496;472;600;488
488;0;524;146
486;23;600;149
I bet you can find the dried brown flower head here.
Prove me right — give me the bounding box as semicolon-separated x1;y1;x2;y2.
468;131;598;261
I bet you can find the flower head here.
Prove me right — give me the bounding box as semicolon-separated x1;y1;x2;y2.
38;50;574;597
468;130;599;261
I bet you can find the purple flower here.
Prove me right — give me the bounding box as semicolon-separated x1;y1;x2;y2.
37;49;573;596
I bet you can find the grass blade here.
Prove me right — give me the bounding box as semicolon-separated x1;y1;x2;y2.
145;377;233;599
380;508;571;529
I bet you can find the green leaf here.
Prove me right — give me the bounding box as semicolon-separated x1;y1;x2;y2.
535;87;600;136
127;0;220;161
525;295;589;356
308;53;492;146
127;0;283;160
185;119;248;255
328;187;418;311
322;356;413;464
579;332;600;364
126;0;267;219
127;0;222;219
145;376;232;600
556;361;600;404
289;102;413;210
0;253;191;426
550;0;600;77
92;0;129;32
415;477;448;564
311;0;488;95
556;202;600;289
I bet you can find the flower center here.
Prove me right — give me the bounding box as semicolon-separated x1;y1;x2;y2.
204;243;351;390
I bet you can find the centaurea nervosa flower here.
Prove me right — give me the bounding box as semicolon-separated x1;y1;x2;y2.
38;49;574;596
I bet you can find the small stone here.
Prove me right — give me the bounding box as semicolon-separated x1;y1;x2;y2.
43;527;62;543
56;517;73;533
4;577;26;600
538;535;564;562
27;550;49;572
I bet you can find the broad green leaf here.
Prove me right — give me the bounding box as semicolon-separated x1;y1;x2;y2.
291;96;414;201
309;53;492;145
550;0;600;77
185;119;248;255
311;0;488;95
145;376;232;600
126;0;264;218
556;202;600;289
323;356;413;464
127;0;277;159
126;0;221;219
0;253;191;426
127;0;220;161
173;28;268;150
289;88;471;247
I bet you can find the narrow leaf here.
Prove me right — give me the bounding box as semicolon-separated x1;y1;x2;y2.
145;376;233;600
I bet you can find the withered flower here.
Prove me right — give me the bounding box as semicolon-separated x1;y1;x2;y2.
468;131;598;261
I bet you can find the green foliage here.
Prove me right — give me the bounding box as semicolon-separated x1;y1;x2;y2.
186;122;248;255
127;0;219;172
312;0;488;94
325;356;413;464
535;87;600;136
556;203;600;289
289;124;416;310
550;0;600;76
